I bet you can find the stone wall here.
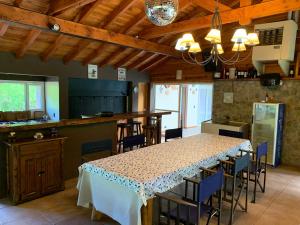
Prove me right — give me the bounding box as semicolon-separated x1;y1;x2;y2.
213;80;300;167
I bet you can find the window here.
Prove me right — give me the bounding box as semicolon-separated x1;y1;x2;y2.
0;80;44;112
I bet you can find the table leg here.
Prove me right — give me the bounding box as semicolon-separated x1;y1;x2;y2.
91;207;103;221
141;199;153;225
156;115;162;144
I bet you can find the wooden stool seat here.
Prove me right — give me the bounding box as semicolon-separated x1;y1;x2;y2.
143;124;157;146
130;120;142;135
117;122;133;153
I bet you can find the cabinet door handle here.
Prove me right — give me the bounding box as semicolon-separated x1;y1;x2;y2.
37;171;45;176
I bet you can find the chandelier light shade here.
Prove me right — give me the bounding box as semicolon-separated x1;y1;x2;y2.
174;0;260;66
232;42;246;52
175;38;188;51
145;0;178;26
180;33;195;47
245;32;260;46
216;44;224;54
231;28;248;43
205;29;221;44
188;42;202;53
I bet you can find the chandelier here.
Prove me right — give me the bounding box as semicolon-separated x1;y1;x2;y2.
145;0;179;26
175;0;260;66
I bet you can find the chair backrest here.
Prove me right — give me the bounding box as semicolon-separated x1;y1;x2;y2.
123;134;145;149
256;142;268;160
233;152;250;175
219;129;244;138
198;169;224;203
165;128;183;142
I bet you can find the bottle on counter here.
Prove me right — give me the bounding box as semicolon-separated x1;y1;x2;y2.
289;68;294;78
265;92;269;102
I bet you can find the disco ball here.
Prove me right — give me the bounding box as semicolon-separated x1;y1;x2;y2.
145;0;178;26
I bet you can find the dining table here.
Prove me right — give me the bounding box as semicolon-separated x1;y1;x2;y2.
77;133;252;225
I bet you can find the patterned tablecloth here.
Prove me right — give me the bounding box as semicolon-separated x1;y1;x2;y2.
79;133;252;206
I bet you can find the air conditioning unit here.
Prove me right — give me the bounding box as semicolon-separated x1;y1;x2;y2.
252;20;298;76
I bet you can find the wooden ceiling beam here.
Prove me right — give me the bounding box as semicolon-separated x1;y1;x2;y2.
41;35;65;61
16;30;41;58
240;0;252;7
48;0;96;16
14;0;24;7
97;48;126;67
115;50;145;68
94;0;192;67
192;0;231;12
126;52;149;69
140;0;300;39
131;53;159;70
99;0;139;28
0;4;180;57
63;0;104;63
0;22;8;36
64;40;90;64
74;0;105;23
82;0;139;65
140;55;169;72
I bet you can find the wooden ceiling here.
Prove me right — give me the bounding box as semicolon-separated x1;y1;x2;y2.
0;0;299;73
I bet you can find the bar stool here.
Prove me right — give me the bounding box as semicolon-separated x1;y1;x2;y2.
130;120;142;135
142;124;157;146
117;122;133;152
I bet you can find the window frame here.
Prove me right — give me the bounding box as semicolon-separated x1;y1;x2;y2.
0;80;45;112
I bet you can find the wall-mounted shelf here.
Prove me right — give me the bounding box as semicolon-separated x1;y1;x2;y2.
214;77;300;81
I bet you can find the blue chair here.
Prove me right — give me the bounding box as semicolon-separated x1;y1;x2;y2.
219;152;250;225
240;142;268;203
122;134;145;152
165;128;183;142
219;129;244;138
155;169;224;225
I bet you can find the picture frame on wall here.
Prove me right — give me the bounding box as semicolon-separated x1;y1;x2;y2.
88;64;98;79
118;67;126;81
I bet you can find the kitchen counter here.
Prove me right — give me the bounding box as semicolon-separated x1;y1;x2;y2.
0;111;171;133
0;110;172;198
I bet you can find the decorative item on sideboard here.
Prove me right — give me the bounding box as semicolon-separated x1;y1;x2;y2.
33;132;44;140
7;132;16;143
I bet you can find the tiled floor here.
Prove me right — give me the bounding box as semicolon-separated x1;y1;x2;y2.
0;166;300;225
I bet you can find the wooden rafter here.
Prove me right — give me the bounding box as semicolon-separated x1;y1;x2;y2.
81;0;140;65
48;0;96;15
192;0;231;12
140;55;169;72
94;12;146;66
140;0;300;39
99;0;139;28
41;35;65;61
63;40;90;64
240;0;252;7
131;53;159;70
63;0;105;64
95;0;192;67
16;30;41;58
0;4;180;57
14;0;24;6
98;49;126;67
115;50;144;68
0;22;8;36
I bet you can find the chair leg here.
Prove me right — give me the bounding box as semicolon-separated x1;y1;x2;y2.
245;167;249;212
218;190;222;225
229;177;236;225
252;172;258;203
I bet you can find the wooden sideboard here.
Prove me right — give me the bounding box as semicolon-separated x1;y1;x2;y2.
4;137;66;204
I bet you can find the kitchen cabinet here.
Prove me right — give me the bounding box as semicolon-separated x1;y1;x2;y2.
4;137;66;204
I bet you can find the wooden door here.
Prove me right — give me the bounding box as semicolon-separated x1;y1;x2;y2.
137;83;149;125
41;150;62;194
20;155;42;201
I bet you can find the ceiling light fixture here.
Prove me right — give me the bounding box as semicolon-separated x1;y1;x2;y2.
175;0;259;66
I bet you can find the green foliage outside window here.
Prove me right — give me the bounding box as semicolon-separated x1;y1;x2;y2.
0;83;26;112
